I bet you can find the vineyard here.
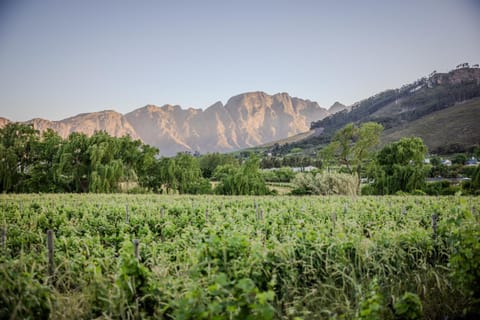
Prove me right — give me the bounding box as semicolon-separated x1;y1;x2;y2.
1;194;479;319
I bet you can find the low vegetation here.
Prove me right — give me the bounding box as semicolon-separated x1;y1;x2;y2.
1;194;479;319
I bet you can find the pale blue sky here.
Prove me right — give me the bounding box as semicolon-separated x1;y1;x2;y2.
0;0;479;121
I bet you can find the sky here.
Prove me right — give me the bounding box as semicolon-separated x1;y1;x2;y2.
0;0;479;121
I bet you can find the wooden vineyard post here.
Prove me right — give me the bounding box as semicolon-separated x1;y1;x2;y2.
331;212;337;233
133;239;139;260
1;227;6;253
47;230;55;277
401;206;406;216
125;204;129;224
205;209;209;223
254;199;258;220
259;209;264;221
432;214;438;238
161;207;165;219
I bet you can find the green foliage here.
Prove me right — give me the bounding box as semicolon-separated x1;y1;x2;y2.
0;194;479;318
214;156;269;195
0;123;39;192
199;153;239;178
357;279;384;320
0;259;52;320
394;292;423;320
158;153;212;194
292;171;359;195
261;167;295;183
324;122;383;175
449;222;480;310
369;137;429;194
463;166;480;195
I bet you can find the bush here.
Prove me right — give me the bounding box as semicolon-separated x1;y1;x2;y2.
291;172;359;196
394;292;423;320
361;184;375;195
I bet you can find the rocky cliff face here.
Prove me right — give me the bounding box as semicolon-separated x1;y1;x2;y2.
0;117;10;129
125;92;329;155
4;92;329;155
28;110;140;140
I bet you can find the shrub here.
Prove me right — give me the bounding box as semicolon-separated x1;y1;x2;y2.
394;292;423;320
292;172;359;195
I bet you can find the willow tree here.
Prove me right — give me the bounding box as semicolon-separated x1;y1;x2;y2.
214;155;269;195
57;132;91;192
0;123;39;192
370;137;428;194
88;131;124;193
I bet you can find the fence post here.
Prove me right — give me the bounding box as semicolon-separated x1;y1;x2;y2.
331;212;337;231
1;227;6;253
133;239;139;260
432;214;438;238
47;230;55;277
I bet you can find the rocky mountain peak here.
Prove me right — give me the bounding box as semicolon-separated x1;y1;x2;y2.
328;101;348;114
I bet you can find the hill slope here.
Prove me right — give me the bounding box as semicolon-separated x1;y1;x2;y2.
311;67;480;135
382;97;480;153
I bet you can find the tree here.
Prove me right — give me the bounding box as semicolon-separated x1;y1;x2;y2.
0;123;39;192
56;132;91;192
157;153;211;194
199;153;239;178
214;155;269;195
321;122;383;188
370;137;428;194
88;131;124;193
27;129;63;192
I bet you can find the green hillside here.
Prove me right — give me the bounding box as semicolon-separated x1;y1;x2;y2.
382;97;480;153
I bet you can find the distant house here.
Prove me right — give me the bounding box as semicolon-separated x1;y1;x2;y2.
465;157;479;166
441;159;452;166
292;166;317;173
423;158;431;164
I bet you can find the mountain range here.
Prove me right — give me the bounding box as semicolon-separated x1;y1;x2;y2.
1;66;479;155
0;92;335;156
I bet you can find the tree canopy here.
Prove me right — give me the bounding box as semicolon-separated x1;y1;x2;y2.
368;137;429;194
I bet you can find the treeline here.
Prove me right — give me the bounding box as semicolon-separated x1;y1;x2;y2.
0;123;271;195
0;123;159;193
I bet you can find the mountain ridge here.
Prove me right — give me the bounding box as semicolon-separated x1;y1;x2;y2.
1;91;330;156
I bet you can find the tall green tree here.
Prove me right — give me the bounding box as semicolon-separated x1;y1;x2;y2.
370;137;428;194
88;131;124;193
27;129;63;192
157;153;211;194
321;122;383;189
214;155;269;195
199;153;239;178
57;132;91;192
0;123;39;192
